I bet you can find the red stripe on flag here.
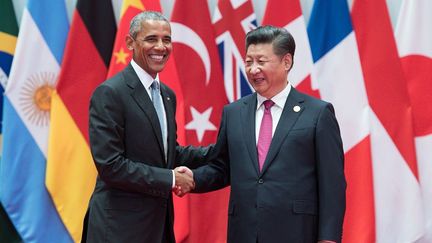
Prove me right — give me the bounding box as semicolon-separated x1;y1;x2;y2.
343;136;375;243
56;12;109;143
262;0;302;26
213;0;254;57
295;75;320;99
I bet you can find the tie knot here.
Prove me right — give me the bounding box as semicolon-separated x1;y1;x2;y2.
151;80;160;91
263;100;274;110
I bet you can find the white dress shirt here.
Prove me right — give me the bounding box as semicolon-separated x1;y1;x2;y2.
255;84;292;144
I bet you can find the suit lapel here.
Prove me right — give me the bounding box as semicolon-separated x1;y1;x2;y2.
261;88;305;174
160;83;175;168
125;65;165;156
241;94;260;174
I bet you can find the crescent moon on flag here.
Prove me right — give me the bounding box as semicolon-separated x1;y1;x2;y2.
171;22;211;86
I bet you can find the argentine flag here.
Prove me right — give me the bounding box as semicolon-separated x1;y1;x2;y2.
0;0;72;242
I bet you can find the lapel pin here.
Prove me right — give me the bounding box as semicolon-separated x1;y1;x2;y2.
166;97;171;101
293;105;301;112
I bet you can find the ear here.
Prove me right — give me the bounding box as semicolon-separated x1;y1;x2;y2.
125;35;134;50
283;53;293;71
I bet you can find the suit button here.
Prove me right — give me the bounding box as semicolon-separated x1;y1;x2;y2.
258;179;263;184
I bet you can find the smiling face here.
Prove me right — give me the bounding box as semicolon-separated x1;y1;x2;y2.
245;43;292;99
126;19;172;78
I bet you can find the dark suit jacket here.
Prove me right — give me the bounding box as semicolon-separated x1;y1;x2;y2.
194;87;346;243
86;64;212;243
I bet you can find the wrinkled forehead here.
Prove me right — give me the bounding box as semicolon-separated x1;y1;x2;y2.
138;20;171;36
246;43;275;57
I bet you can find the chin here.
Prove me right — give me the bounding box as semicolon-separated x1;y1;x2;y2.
151;65;165;73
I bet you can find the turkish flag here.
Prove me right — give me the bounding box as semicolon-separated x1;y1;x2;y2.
171;0;229;242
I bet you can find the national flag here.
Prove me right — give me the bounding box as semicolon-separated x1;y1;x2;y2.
0;0;71;242
212;0;257;102
351;0;424;242
262;0;317;98
0;0;21;241
45;1;116;242
395;0;432;241
0;0;19;134
171;0;229;242
307;0;375;241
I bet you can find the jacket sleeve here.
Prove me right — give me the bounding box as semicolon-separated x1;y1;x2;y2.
89;84;172;198
192;108;231;193
316;103;346;242
175;144;216;169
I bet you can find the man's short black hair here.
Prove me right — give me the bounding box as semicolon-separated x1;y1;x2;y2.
245;25;295;58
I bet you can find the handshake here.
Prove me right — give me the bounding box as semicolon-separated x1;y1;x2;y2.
173;166;194;197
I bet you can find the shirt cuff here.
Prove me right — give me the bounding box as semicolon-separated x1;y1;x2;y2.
172;170;175;188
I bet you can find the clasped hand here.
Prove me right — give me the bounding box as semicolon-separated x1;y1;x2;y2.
173;166;194;197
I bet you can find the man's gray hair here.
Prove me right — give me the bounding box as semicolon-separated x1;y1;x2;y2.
129;11;169;39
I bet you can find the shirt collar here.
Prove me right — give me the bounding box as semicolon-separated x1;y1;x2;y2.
256;83;292;110
130;59;160;90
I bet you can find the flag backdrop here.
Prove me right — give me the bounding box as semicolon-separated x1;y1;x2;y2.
171;0;229;242
262;0;316;97
0;0;18;134
395;0;432;241
307;0;375;241
0;1;21;241
2;1;432;242
351;0;424;242
45;0;116;242
0;0;71;242
213;0;256;102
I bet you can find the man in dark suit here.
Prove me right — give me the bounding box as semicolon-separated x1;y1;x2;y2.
86;11;212;243
189;26;346;243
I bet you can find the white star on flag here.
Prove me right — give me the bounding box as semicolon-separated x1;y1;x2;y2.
185;106;217;142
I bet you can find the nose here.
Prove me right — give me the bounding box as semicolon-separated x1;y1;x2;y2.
154;39;165;50
249;64;261;75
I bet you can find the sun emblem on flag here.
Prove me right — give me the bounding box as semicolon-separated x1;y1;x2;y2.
20;72;57;126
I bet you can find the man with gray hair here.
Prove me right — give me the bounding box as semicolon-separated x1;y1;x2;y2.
189;25;346;243
86;11;212;243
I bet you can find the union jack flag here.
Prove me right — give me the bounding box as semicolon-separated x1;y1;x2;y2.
212;0;257;102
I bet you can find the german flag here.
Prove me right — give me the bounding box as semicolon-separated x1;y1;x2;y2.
45;1;116;242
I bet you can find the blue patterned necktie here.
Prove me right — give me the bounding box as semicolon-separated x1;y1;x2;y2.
151;81;167;160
